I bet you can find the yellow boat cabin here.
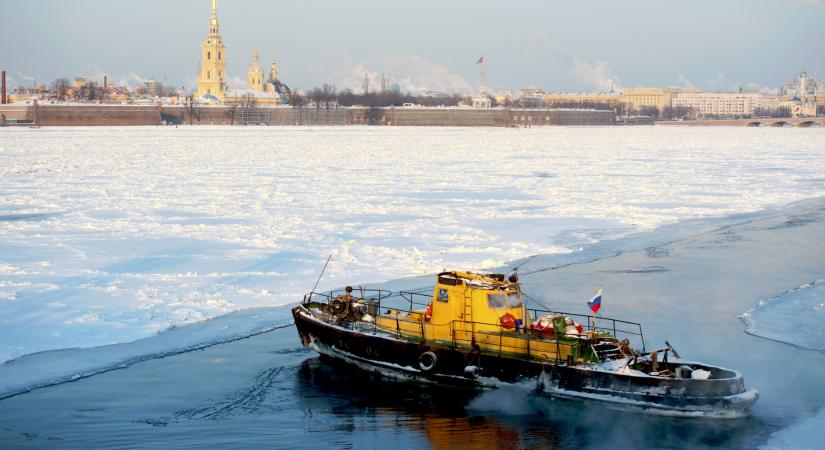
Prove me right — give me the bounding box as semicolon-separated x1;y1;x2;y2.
372;271;604;364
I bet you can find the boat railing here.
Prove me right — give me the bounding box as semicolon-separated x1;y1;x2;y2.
302;287;394;306
399;290;432;314
526;308;646;353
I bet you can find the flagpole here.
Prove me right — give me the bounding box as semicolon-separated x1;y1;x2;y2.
592;286;602;337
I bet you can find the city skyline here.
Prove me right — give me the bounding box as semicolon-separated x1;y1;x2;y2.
1;0;824;94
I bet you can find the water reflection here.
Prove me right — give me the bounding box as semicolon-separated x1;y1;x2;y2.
294;355;770;449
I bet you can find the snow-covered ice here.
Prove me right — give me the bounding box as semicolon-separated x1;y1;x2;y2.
1;125;824;366
742;279;825;352
762;406;825;450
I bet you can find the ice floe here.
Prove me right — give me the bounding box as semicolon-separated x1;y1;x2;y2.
1;125;824;366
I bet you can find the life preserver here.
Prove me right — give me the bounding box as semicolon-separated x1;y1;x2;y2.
418;351;437;372
425;303;433;322
499;312;516;330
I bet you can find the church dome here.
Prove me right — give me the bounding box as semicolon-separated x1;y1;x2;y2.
266;80;292;96
199;93;220;104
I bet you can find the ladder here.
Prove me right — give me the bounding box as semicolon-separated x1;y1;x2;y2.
462;288;473;324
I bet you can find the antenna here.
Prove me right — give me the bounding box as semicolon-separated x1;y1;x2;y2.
310;255;332;295
511;254;538;274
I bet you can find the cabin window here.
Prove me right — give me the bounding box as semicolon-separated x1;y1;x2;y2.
437;288;449;303
487;294;508;309
507;293;524;307
487;293;523;309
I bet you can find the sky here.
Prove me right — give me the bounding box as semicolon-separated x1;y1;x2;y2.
1;0;824;94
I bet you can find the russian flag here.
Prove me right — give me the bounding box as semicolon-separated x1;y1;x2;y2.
587;288;603;314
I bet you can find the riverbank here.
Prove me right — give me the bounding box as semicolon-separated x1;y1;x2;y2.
0;104;615;127
656;117;824;127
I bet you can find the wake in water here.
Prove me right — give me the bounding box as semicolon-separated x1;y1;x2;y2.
0;307;295;400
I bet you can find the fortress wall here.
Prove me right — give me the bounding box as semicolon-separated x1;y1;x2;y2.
0;105;36;123
387;109;508;127
161;106;352;126
3;105;617;127
510;109;616;126
33;105;161;126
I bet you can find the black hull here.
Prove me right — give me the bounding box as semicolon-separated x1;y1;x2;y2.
293;305;757;417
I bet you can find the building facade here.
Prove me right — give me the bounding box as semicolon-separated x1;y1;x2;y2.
543;92;619;109
779;98;817;118
195;0;227;99
618;88;690;116
782;71;818;97
672;93;779;118
247;52;264;92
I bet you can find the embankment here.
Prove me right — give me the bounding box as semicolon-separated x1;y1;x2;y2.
0;104;616;127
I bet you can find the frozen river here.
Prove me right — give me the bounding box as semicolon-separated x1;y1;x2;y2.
2;125;824;364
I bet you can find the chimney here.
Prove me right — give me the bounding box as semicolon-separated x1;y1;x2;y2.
1;70;6;105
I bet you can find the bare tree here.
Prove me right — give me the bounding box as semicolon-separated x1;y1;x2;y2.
321;83;337;108
185;95;203;125
77;81;107;102
289;92;305;109
232;93;258;125
337;88;356;106
225;103;239;125
50;78;70;101
241;93;257;108
365;106;384;125
309;88;324;109
638;106;660;119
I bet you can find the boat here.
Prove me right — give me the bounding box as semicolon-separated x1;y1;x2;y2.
292;270;758;418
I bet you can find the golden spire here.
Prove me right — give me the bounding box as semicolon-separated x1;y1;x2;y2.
270;60;279;82
209;0;219;34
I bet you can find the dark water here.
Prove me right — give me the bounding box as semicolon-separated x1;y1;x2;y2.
0;327;775;450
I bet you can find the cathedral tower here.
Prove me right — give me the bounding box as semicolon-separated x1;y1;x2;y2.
269;60;280;83
247;52;264;92
195;0;226;99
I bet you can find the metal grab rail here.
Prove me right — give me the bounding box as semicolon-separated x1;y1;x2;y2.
303;288;396;333
444;318;596;360
526;308;646;353
400;290;433;314
303;287;394;305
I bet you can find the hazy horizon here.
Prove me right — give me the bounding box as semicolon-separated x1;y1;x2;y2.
1;0;824;94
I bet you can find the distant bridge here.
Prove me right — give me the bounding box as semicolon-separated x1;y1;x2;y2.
657;117;825;128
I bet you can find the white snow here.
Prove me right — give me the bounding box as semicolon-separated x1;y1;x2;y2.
690;369;711;380
1;125;824;369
